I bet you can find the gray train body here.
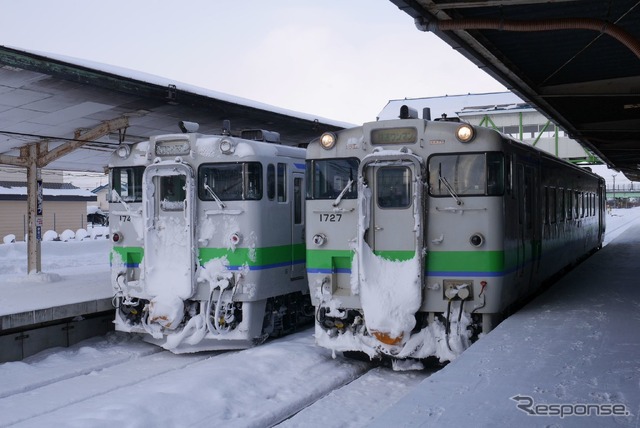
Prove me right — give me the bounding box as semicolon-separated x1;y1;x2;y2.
108;130;311;352
305;112;605;362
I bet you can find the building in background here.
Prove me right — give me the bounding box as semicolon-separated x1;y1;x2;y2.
90;184;110;212
378;92;598;163
0;166;96;241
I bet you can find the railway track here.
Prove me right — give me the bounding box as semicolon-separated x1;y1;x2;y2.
0;328;434;427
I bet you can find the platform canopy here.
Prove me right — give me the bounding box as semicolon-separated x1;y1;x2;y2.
390;0;640;181
0;45;351;274
0;45;350;173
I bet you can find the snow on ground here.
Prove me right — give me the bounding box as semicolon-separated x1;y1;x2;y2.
0;208;639;427
0;238;112;316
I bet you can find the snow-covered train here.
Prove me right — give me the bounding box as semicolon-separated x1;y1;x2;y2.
305;107;605;364
108;122;312;352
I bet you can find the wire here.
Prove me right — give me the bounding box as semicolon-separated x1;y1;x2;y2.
0;129;116;145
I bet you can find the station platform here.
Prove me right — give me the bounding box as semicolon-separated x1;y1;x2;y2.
372;225;640;427
0;269;113;362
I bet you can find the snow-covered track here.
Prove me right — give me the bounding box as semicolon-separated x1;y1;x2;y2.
277;366;434;427
0;328;437;427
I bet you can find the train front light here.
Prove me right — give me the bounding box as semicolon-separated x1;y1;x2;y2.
116;144;131;159
220;137;235;154
320;132;337;150
456;124;475;143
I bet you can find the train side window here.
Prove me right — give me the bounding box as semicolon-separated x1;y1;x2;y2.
267;164;275;200
566;189;573;220
277;163;287;202
245;163;263;200
505;153;513;196
110;166;144;203
294;177;303;224
582;192;590;217
557;188;565;223
546;187;557;224
486;153;505;196
543;187;549;225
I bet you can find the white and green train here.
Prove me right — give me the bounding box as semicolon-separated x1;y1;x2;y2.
108;123;311;352
305;107;606;363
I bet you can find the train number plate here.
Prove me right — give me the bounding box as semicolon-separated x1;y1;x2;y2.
319;213;342;222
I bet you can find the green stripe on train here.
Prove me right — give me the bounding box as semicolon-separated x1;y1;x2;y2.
111;246;144;264
199;243;305;266
111;244;305;267
307;249;505;273
426;251;505;272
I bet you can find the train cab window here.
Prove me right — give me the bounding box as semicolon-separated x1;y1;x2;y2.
159;175;186;211
376;167;411;208
198;162;263;201
306;158;359;200
110;166;144;203
428;152;504;197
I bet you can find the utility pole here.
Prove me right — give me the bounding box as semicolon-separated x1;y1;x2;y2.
612;174;617;208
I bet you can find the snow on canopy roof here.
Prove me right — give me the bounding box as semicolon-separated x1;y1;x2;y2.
377;92;524;121
8;45;354;131
0;181;95;198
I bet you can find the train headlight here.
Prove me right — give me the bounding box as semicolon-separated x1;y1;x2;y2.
320;132;337;150
116;144;131;159
220;137;235;154
469;233;484;247
313;233;327;246
112;231;123;243
456;124;475;143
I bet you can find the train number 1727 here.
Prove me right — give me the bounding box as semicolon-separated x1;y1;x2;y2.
319;213;342;222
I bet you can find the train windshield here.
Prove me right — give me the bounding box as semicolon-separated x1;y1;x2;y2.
198;162;262;201
428;152;504;197
377;167;412;208
110;166;144;203
306;158;359;200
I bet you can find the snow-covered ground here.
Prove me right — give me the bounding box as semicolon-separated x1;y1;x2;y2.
0;208;639;427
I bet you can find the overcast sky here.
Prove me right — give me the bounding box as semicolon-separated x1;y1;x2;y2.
0;0;506;126
0;1;630;187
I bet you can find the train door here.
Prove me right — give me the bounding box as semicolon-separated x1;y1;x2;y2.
142;163;196;299
362;156;423;262
291;172;305;280
598;180;606;243
516;162;538;285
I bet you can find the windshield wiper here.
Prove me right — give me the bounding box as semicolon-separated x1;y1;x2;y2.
439;175;462;206
332;179;354;207
204;183;226;209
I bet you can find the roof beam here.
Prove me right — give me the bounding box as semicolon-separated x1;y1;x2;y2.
38;116;129;167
